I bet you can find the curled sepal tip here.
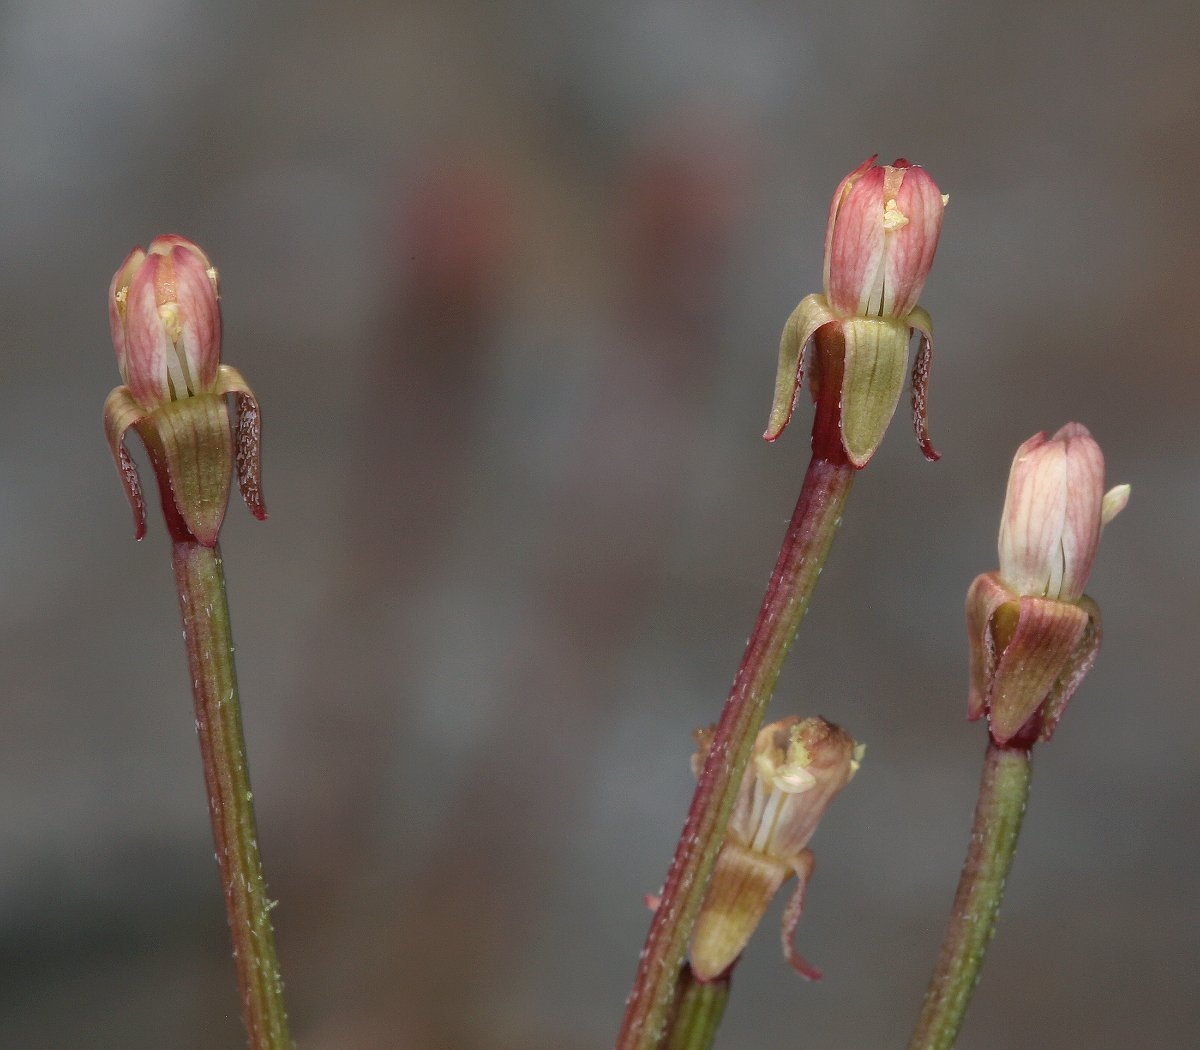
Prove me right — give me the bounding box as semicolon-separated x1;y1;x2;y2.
780;849;821;981
907;307;938;462
215;365;267;521
103;387;148;540
765;294;835;442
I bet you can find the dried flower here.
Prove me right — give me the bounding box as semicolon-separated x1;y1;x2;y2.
767;156;948;467
103;235;264;545
967;424;1128;744
688;716;862;982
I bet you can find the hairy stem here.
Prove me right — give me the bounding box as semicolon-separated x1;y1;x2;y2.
174;539;293;1050
906;738;1033;1050
616;330;854;1049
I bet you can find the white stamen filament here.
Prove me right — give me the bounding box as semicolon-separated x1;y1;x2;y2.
158;304;197;399
751;782;789;854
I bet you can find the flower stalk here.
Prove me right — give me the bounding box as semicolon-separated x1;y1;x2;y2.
103;235;291;1049
616;329;855;1049
617;157;945;1049
174;537;292;1050
664;967;730;1050
909;423;1127;1050
905;737;1032;1050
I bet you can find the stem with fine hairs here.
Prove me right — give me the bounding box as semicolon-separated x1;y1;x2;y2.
906;737;1033;1050
616;328;855;1049
173;537;293;1050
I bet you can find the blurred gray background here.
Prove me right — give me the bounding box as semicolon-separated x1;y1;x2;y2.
0;1;1195;1047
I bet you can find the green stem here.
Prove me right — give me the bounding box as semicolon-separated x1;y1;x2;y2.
906;739;1033;1050
616;331;855;1050
173;539;293;1050
664;966;730;1050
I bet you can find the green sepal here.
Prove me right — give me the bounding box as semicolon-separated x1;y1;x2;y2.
137;394;234;546
102;386;149;540
765;294;836;441
839;317;911;467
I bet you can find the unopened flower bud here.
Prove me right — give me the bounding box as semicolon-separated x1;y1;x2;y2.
689;716;861;982
109;235;222;411
766;156;947;467
997;423;1129;603
103;235;265;545
967;424;1128;744
823;157;945;321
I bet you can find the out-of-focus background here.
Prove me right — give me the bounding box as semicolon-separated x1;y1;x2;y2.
1;2;1196;1047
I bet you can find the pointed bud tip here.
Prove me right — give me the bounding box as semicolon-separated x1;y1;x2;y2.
1101;484;1130;525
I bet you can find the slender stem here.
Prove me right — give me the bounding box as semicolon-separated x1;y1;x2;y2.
616;332;854;1050
906;739;1033;1050
173;539;293;1050
664;966;730;1050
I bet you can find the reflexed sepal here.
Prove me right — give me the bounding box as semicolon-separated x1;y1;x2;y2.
102;386;149;540
780;849;820;981
764;294;836;442
215;365;267;521
907;307;938;461
839;316;911;467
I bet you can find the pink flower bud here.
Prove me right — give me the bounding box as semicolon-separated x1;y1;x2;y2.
109;235;221;411
997;423;1129;603
104;235;264;545
822;156;946;320
967;424;1128;744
